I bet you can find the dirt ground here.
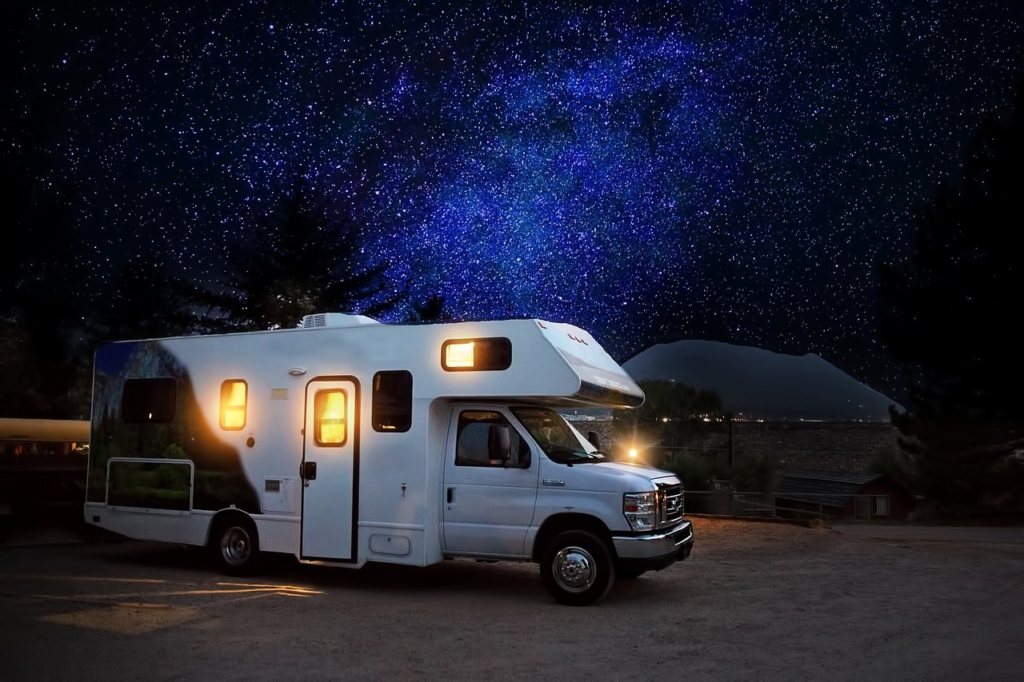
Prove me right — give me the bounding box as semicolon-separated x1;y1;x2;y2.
673;517;1024;680
1;516;1023;681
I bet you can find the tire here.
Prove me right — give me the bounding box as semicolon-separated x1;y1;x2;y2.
617;570;646;580
211;516;261;576
540;530;615;606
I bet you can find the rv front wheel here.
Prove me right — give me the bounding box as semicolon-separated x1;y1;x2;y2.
540;530;615;606
211;516;261;576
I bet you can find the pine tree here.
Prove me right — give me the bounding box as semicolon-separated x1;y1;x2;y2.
0;8;93;418
194;174;403;332
878;75;1024;517
409;294;453;323
0;182;93;418
91;250;194;342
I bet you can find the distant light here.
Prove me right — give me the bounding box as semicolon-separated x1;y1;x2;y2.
628;448;638;458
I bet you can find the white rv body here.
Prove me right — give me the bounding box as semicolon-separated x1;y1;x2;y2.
85;316;693;605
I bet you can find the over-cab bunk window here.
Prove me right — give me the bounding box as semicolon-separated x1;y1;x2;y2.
122;378;177;423
314;389;347;446
220;380;248;430
441;337;512;371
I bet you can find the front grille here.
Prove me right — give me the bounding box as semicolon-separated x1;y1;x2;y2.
656;483;684;527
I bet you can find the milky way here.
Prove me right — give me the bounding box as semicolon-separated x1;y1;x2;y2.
7;1;1022;395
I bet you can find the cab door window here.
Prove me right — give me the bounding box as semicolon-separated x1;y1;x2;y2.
455;411;530;468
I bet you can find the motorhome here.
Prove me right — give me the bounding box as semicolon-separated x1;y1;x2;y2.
84;314;693;605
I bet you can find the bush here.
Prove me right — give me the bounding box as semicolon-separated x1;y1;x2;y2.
666;452;716;491
164;443;188;459
868;442;914;491
733;451;779;493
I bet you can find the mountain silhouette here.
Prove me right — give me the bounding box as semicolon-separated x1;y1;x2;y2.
623;340;900;421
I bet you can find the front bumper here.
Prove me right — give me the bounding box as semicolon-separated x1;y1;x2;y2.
612;519;694;572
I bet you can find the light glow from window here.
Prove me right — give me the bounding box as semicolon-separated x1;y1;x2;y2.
445;341;475;368
316;390;346;445
220;380;247;430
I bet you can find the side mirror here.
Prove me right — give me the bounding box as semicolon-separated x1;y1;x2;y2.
587;431;601;450
488;424;511;463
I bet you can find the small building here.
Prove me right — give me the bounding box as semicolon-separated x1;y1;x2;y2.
774;469;916;521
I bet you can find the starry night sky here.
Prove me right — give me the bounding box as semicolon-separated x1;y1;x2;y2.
6;1;1022;398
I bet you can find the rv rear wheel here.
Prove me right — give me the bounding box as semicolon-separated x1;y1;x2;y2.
211;516;261;576
540;530;615;606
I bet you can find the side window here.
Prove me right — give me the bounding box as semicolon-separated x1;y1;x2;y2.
220;380;248;430
455;411;530;468
122;378;177;423
372;370;412;432
442;337;512;371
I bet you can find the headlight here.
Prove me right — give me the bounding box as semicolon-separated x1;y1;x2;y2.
623;492;657;531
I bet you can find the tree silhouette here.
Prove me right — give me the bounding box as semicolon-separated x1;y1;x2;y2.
613;379;725;447
91;249;195;342
193;174;403;332
0;6;94;418
878;74;1024;517
409;294;454;323
0;181;93;418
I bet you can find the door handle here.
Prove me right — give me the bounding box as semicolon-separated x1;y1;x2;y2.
301;461;317;481
447;487;454;504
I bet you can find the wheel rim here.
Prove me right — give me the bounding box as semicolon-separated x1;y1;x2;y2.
552;545;596;593
221;526;251;566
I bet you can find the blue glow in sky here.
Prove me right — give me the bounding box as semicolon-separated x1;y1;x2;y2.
7;0;1022;394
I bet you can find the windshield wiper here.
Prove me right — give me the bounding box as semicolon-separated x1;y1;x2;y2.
563;451;604;464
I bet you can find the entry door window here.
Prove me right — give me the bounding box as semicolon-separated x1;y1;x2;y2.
314;389;347;446
455;411;530;468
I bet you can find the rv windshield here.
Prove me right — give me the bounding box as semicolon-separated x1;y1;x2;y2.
511;407;607;464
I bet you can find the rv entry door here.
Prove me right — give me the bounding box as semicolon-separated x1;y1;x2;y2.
301;378;359;561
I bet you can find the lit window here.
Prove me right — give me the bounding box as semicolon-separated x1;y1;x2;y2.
315;389;347;446
220;380;248;430
445;341;475;368
441;338;512;371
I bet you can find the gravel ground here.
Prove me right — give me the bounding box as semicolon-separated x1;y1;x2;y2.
1;516;1022;681
674;517;1024;680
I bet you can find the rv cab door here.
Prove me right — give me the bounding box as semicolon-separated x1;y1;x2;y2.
442;406;539;557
